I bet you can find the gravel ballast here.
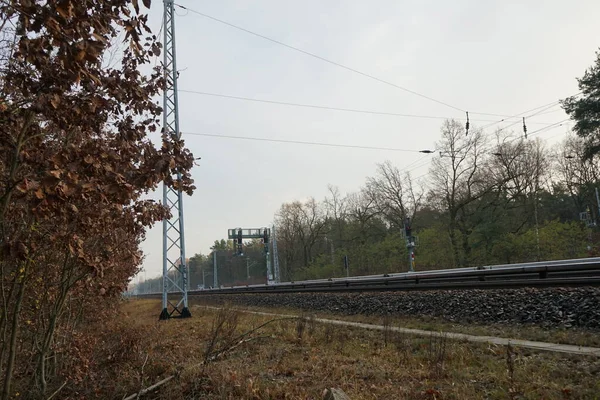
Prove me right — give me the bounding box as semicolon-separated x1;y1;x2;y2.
192;287;600;329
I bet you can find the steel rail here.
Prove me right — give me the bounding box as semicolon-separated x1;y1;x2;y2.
135;257;600;297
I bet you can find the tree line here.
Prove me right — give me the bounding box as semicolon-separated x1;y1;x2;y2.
272;125;600;280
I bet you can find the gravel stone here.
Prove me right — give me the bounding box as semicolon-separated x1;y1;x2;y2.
195;287;600;329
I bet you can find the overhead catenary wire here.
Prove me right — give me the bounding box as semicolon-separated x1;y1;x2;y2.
173;3;584;122
5;0;576;132
178;120;570;192
526;118;570;138
407;119;570;184
411;119;572;184
178;117;571;178
476;92;579;134
170;2;579;184
468;92;578;119
182;131;431;153
543;126;573;143
478;101;564;131
173;2;465;113
178;102;571;179
397;155;434;174
535;108;565;116
480;102;566;139
490;118;571;152
404;158;434;175
186;129;438;178
178;89;559;125
505;118;570;143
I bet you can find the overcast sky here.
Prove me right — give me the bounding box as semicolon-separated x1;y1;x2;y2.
138;0;600;280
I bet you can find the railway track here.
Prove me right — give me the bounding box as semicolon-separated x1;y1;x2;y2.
138;257;600;297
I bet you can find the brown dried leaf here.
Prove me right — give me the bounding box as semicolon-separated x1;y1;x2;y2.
56;4;71;19
16;181;28;193
92;33;107;43
50;94;60;108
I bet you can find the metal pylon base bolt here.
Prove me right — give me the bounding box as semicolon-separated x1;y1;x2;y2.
159;307;192;320
180;307;192;318
159;308;170;321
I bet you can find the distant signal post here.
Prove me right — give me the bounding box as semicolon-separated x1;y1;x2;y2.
228;228;275;284
404;217;416;272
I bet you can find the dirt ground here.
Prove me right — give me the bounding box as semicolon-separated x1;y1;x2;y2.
110;299;600;399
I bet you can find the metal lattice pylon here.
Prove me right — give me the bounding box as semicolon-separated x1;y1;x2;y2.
160;0;190;319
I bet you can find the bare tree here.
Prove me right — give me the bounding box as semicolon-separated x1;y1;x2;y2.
366;161;423;229
324;185;347;242
274;198;328;277
556;134;600;220
490;134;551;201
429;120;491;266
346;188;380;238
274;203;302;280
297;198;329;267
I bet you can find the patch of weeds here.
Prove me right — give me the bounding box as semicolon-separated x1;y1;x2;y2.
427;333;447;378
382;313;392;347
323;323;334;344
296;315;307;342
275;319;288;337
307;314;316;338
336;327;350;355
506;342;524;399
204;304;240;363
394;330;411;365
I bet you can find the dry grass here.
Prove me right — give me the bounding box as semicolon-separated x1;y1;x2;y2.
195;300;600;348
108;299;600;400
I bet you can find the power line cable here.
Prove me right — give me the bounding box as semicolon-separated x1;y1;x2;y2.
405;158;434;175
413;169;432;182
183;129;439;184
478;92;579;133
173;2;465;112
399;119;571;185
535;108;565;116
178;89;558;125
527;118;570;138
178;116;570;164
173;3;583;122
4;0;579;129
402;154;432;171
182;131;431;153
479;101;562;131
479;102;567;142
543;128;573;143
492;118;570;150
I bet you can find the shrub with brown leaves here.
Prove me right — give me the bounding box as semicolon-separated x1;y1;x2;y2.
0;1;194;398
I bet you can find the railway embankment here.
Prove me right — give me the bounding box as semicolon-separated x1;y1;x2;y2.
191;287;600;329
